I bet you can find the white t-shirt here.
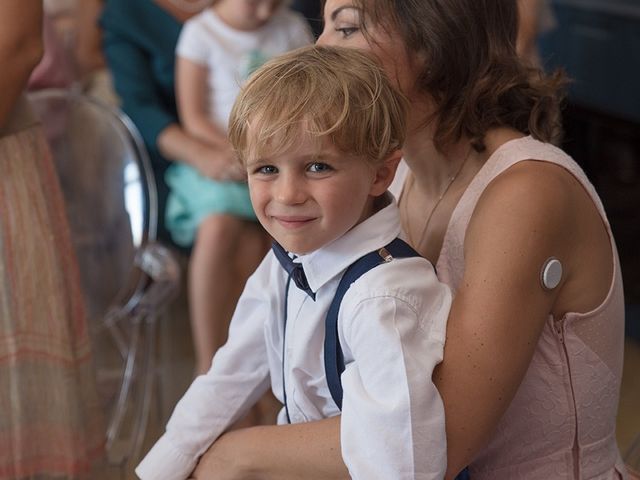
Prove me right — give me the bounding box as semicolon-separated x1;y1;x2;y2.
136;197;451;480
176;7;313;129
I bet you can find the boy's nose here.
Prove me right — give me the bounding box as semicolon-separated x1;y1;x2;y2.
276;174;306;205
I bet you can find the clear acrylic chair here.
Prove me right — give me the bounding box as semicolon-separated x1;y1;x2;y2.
28;88;181;474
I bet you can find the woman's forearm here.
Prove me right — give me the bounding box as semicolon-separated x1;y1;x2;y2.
75;0;106;77
157;123;209;168
157;123;244;180
245;419;349;480
193;417;349;480
181;113;229;149
0;0;43;126
516;0;541;59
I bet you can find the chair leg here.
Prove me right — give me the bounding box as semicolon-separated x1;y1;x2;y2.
106;315;142;453
132;313;158;461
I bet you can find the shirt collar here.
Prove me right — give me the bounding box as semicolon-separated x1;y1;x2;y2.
296;193;403;294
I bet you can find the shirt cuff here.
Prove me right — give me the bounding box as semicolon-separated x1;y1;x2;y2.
135;434;197;480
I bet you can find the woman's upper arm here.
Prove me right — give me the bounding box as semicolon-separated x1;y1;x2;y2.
0;0;43;125
516;0;542;57
436;162;573;477
75;0;106;76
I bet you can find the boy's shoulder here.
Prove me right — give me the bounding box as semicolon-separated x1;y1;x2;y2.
338;254;450;339
351;254;438;292
343;253;447;312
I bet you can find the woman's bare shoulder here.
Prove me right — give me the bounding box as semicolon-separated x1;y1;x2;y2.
465;157;613;315
468;159;579;248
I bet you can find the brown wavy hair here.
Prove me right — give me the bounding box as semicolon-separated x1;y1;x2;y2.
350;0;567;152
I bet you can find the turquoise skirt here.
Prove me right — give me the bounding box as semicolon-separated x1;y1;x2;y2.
165;163;257;247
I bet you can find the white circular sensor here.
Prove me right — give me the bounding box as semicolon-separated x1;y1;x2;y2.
541;257;562;290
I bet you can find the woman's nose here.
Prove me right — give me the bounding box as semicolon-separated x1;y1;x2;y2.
316;30;328;45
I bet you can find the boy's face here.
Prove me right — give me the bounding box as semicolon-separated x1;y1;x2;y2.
246;135;393;255
216;0;283;31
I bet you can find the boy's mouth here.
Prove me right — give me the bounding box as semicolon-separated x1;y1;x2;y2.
272;215;317;229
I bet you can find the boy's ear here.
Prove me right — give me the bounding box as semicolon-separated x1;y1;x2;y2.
369;149;403;197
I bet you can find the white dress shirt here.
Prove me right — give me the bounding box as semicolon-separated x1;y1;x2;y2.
136;198;451;480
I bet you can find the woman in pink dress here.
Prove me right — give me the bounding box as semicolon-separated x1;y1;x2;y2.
187;0;627;478
0;1;104;478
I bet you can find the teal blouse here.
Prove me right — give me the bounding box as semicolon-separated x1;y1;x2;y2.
100;0;182;158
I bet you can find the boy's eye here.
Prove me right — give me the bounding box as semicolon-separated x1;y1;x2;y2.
255;165;278;175
308;162;332;173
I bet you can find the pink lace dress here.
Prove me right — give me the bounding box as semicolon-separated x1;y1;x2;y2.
395;136;627;479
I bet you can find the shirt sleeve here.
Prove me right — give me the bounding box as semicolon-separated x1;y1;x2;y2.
175;16;210;66
135;256;275;480
100;3;178;152
339;260;452;480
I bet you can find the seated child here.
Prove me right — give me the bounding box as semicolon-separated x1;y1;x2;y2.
136;45;452;480
170;0;312;374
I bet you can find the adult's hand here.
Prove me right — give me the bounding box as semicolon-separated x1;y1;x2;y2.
157;124;246;181
195;145;246;182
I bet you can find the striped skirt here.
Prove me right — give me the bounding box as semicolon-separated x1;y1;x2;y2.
0;123;104;479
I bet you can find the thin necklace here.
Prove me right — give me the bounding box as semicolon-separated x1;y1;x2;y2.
165;0;212;14
401;148;472;250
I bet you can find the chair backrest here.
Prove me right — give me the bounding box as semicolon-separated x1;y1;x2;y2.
28;88;157;323
28;89;181;474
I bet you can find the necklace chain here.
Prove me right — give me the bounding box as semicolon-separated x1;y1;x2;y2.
402;148;472;250
165;0;213;14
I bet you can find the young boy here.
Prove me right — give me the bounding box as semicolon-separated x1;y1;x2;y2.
136;46;451;480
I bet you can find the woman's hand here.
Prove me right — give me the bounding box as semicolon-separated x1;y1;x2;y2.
157;124;246;181
195;145;246;182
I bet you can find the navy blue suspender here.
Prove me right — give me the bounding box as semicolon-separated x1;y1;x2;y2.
321;238;470;480
323;237;420;410
273;238;470;480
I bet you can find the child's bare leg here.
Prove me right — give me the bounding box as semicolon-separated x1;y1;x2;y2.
189;214;243;375
189;214;269;375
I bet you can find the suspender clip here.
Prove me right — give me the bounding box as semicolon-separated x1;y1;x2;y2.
378;247;393;262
